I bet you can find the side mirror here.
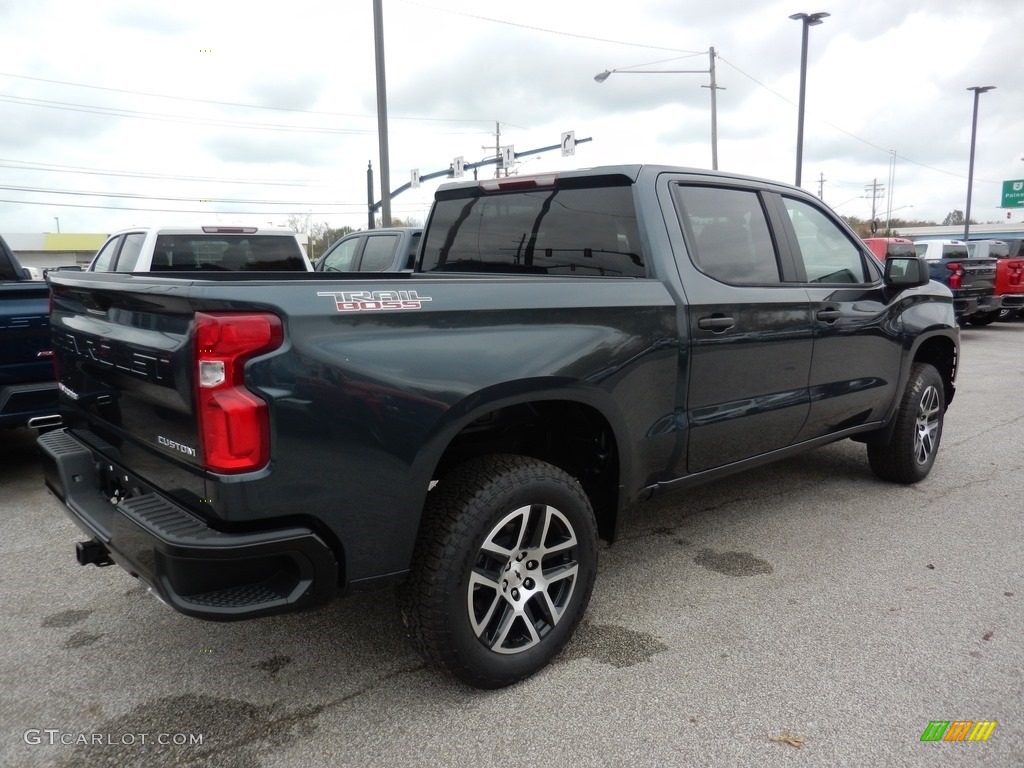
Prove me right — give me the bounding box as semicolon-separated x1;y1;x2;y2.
883;255;930;289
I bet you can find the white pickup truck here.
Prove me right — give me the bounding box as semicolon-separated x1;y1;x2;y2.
87;225;313;273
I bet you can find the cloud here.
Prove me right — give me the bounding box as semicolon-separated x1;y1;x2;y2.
204;133;339;167
107;6;194;35
246;76;328;112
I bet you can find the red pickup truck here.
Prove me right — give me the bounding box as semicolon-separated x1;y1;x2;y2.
967;239;1024;323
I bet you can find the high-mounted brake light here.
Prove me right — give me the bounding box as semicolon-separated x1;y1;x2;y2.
945;262;964;291
194;312;283;473
479;174;559;194
201;226;258;234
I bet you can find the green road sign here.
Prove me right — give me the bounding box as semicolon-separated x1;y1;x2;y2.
1002;179;1024;207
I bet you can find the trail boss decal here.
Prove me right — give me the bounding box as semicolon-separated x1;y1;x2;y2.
317;290;432;312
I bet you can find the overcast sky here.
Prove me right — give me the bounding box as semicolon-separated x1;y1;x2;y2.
1;0;1022;236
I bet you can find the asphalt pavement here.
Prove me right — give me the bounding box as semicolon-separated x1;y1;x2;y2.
1;321;1021;767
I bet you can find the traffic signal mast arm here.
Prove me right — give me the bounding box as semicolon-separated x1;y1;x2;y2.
368;136;593;220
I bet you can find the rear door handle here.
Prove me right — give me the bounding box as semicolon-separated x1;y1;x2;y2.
816;309;842;322
697;316;735;331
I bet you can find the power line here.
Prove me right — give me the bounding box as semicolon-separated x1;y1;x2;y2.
0;94;378;135
0;158;329;187
0;197;370;215
397;0;702;53
716;55;1003;186
0;72;497;125
0;184;351;207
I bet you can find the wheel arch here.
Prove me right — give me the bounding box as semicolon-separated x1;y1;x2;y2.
411;380;632;543
910;332;958;408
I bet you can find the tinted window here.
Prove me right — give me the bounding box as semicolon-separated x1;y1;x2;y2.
405;232;422;268
941;244;969;260
114;233;146;272
783;197;870;283
886;243;916;258
360;235;399;271
674;185;780;284
90;237;122;272
152;235;304;271
319;237;360;272
421;183;645;277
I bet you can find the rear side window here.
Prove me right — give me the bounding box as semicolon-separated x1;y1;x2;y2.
152;235;305;271
114;233;146;272
674;185;780;284
360;234;399;271
421;183;645;277
405;232;422;268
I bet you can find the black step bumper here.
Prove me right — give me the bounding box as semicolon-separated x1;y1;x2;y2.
37;429;338;621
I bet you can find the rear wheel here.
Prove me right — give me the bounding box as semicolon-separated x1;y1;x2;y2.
399;454;598;688
868;363;945;484
997;308;1020;322
968;311;998;326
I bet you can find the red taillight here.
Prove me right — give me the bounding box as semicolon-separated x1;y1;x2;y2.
946;262;964;291
1009;260;1024;286
194;312;283;473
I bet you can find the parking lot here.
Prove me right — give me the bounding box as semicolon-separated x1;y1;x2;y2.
1;322;1021;768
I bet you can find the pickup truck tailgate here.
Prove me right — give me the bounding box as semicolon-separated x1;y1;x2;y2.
48;275;207;505
0;281;58;426
959;258;997;297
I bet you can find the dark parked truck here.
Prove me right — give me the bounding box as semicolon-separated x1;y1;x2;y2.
0;233;60;430
39;165;959;688
913;239;998;323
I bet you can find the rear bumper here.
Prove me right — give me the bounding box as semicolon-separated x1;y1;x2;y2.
999;294;1024;310
37;429;338;621
976;295;1001;312
0;380;58;428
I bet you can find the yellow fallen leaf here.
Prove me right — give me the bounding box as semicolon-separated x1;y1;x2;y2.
768;729;806;748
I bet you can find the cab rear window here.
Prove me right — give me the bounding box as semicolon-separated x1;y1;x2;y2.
151;235;304;271
420;183;645;277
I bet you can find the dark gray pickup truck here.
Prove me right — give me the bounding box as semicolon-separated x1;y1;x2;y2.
38;165;959;688
0;234;59;430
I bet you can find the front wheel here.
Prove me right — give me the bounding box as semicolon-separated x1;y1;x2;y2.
868;363;945;484
399;454;598;688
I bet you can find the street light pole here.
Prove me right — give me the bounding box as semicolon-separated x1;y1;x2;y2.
594;47;722;170
964;85;995;242
789;12;829;188
372;0;391;228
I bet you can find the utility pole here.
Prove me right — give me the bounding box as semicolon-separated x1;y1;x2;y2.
816;173;826;200
483;122;503;178
701;47;722;171
372;0;392;227
865;178;885;230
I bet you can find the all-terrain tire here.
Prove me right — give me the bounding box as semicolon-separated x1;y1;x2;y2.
867;362;945;484
398;454;598;689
